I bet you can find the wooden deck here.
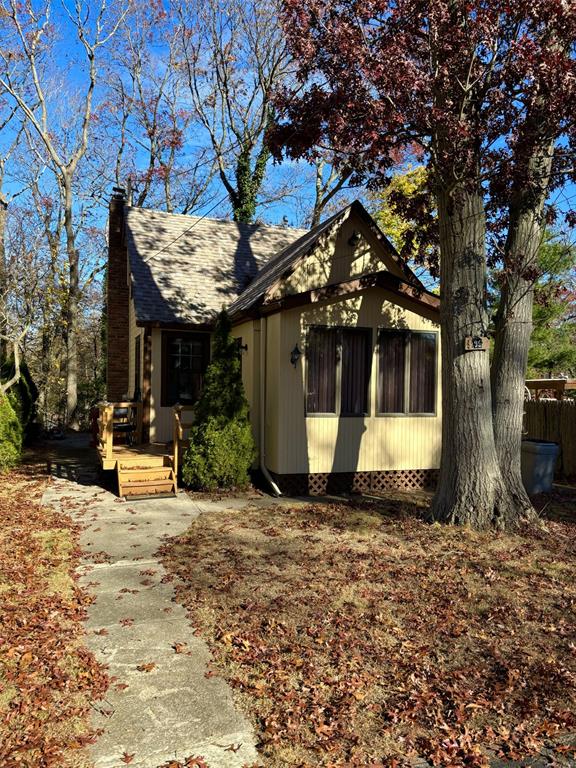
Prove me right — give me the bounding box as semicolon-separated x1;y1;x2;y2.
99;442;173;471
96;402;195;498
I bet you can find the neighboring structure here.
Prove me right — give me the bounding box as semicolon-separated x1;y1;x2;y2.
107;191;441;495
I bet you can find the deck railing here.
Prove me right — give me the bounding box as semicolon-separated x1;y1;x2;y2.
97;401;143;463
173;405;196;478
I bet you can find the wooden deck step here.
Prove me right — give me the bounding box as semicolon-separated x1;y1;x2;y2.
122;479;175;496
118;467;173;481
117;463;177;499
117;456;171;470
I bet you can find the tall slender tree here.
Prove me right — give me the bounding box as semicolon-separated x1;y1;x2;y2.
0;0;128;426
175;0;293;223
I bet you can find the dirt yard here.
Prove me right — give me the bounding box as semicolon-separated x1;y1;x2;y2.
160;491;576;768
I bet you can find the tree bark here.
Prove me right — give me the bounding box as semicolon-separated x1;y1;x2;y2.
431;182;519;530
233;141;270;224
491;144;554;517
63;176;79;430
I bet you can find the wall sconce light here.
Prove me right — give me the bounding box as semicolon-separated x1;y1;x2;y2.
290;344;302;367
235;338;248;353
348;229;362;247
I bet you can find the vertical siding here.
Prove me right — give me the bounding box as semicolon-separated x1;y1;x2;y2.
265;314;282;472
277;288;442;474
149;329;167;442
272;208;405;300
127;297;142;400
233;320;259;455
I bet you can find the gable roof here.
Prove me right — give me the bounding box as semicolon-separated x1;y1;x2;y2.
125;206;307;325
227;200;424;318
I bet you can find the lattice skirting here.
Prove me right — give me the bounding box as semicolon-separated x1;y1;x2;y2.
270;469;439;497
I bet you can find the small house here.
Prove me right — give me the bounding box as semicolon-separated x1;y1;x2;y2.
106;192;441;495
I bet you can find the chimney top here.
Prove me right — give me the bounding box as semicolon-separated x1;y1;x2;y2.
112;186;126;202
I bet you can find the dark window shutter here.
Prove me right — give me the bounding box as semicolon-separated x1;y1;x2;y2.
378;331;406;413
409;333;436;413
341;329;371;415
306;328;337;413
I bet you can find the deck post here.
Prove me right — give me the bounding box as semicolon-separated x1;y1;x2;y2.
104;404;114;462
173;405;183;480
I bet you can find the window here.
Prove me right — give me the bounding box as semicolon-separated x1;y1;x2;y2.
161;332;210;407
306;327;371;416
378;330;437;414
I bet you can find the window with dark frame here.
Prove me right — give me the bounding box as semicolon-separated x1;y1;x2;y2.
306;327;371;416
378;330;437;415
161;331;210;408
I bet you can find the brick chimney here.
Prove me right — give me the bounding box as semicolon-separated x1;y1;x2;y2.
106;188;130;401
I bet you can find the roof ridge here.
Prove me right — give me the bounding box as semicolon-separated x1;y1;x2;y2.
125;205;308;234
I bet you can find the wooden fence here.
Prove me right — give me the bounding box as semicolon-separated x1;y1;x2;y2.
524;399;576;480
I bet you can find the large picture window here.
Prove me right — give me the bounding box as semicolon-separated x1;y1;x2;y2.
378;330;437;415
161;332;210;407
306;327;371;416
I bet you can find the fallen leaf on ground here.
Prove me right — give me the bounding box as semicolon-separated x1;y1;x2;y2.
136;662;157;672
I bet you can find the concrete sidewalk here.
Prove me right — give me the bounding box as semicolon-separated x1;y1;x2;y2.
42;454;259;768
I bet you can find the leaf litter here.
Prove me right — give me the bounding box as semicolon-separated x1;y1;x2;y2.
159;493;576;767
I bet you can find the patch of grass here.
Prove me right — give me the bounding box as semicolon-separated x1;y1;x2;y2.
0;471;108;767
160;494;576;768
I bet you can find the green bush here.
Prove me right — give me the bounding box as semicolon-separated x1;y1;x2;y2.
0;359;38;441
182;310;256;491
0;393;22;471
182;417;256;491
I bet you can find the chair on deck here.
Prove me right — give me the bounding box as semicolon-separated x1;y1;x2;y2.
112;405;137;446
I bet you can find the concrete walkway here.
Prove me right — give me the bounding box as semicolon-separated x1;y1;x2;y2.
41;439;259;768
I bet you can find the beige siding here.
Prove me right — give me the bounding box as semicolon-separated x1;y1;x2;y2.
149;329;169;442
127;297;142;400
233;320;259;454
264;314;282;472
273;288;441;474
269;208;404;300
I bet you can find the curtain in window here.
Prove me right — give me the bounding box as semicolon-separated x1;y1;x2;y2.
409;333;436;413
341;330;370;415
307;329;337;413
378;331;406;413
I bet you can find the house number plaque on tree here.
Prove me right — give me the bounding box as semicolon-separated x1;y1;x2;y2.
464;336;490;351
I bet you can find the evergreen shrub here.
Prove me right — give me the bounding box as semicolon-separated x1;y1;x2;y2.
182;311;256;491
0;359;38;441
0;393;22;471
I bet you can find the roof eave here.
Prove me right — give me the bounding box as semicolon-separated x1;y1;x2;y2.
231;271;440;323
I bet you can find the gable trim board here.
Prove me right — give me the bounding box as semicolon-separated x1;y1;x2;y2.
227;200;426;319
231;271;439;324
108;196;441;494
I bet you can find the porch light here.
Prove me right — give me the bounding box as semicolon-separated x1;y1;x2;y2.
290;344;302;367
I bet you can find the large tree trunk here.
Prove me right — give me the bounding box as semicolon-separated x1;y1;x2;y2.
491;144;554;517
431;182;519;530
63;178;79;429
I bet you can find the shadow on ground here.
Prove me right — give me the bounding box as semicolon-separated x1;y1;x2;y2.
23;433;115;491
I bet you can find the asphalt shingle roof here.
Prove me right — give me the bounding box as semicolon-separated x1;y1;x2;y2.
125;206;307;325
